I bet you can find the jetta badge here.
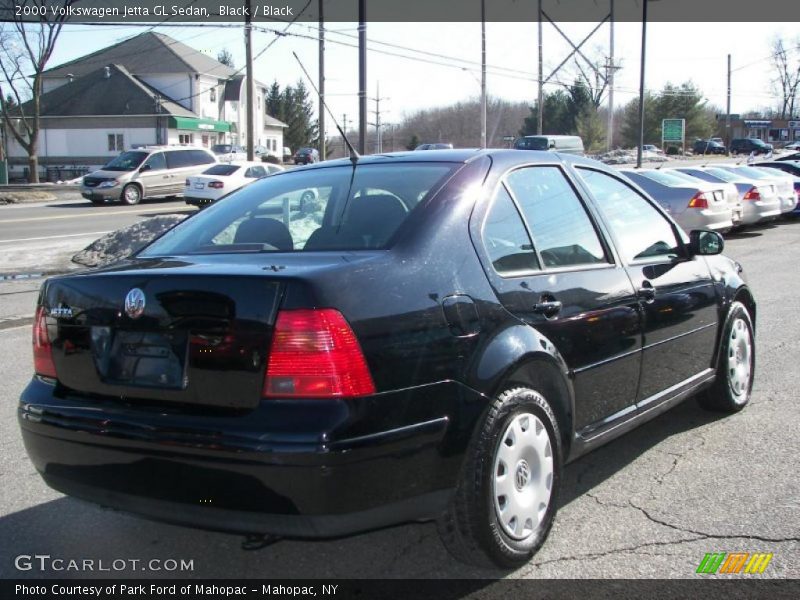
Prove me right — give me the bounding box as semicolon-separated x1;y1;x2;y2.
124;288;146;319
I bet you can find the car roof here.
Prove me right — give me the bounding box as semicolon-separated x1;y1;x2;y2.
212;160;265;168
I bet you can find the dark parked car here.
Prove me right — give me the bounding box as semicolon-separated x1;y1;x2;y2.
730;138;773;156
293;147;320;165
21;150;756;569
693;139;727;155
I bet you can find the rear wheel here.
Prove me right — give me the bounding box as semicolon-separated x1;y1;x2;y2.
698;302;754;412
437;387;562;568
121;184;141;206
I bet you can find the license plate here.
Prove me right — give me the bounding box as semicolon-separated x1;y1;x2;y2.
194;182;205;190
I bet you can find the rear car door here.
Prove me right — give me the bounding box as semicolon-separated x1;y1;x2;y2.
477;164;643;434
575;167;719;404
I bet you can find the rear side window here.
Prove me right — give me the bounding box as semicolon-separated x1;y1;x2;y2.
506;166;606;268
139;163;456;256
578;169;681;263
483;186;540;274
245;166;267;178
165;150;194;169
189;150;215;165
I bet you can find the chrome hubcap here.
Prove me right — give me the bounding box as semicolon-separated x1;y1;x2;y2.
493;412;553;541
125;188;138;201
727;317;752;401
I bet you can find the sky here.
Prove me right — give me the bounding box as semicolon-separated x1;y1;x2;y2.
40;20;800;131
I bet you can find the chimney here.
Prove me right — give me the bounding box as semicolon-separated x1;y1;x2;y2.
104;66;111;79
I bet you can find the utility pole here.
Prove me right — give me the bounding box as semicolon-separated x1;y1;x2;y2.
606;0;615;151
636;0;648;168
358;0;367;154
318;0;326;160
537;0;543;135
245;0;254;161
726;53;732;152
370;82;389;153
480;0;487;148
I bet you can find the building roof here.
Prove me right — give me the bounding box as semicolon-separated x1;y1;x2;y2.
30;64;195;117
264;114;288;128
42;32;237;79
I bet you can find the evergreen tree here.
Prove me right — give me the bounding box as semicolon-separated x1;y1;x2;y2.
281;80;319;151
265;81;285;121
406;134;420;150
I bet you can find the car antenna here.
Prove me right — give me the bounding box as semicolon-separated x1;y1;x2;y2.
293;52;359;166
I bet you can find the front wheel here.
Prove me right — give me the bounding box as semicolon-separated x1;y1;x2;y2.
438;387;562;568
697;301;755;412
121;184;141;206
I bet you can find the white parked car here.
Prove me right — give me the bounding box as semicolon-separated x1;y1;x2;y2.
211;144;248;162
184;161;283;208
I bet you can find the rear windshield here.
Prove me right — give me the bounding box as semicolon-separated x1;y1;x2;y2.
139;163;457;256
203;164;241;176
638;170;692;186
703;168;740;183
514;137;549;150
721;166;772;180
103;151;148;171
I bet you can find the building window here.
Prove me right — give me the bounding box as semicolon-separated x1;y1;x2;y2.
179;133;194;145
209;87;216;102
107;133;124;152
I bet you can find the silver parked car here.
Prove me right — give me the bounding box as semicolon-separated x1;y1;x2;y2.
673;166;782;225
665;169;743;228
618;168;733;233
740;166;797;214
81;146;218;205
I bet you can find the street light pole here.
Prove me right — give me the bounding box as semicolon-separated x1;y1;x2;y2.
480;0;487;148
636;0;648;168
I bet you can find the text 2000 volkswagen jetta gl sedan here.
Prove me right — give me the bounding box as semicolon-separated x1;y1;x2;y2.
20;150;755;568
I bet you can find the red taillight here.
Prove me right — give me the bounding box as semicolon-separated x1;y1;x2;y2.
743;186;761;201
687;192;709;209
264;309;375;398
208;181;224;189
33;306;57;378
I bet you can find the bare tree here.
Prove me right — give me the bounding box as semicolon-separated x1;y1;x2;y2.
570;53;609;109
0;1;74;183
770;37;800;120
216;48;235;69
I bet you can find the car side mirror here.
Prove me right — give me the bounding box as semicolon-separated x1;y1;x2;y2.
689;229;724;256
139;164;151;173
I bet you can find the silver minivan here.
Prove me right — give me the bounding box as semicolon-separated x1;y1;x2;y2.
513;135;585;155
81;146;218;205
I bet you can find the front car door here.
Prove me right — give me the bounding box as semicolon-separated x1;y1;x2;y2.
137;152;168;197
574;167;720;405
475;163;643;436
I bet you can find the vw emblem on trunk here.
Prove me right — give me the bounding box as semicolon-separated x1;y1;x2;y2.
124;288;146;319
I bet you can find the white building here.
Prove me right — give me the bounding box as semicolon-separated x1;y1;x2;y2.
5;32;286;179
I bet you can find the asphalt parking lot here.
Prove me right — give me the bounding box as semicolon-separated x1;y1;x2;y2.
0;219;798;581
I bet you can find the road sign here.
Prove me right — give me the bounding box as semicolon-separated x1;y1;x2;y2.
502;135;515;142
662;119;685;143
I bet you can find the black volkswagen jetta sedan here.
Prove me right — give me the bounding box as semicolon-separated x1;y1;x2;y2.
20;150;756;568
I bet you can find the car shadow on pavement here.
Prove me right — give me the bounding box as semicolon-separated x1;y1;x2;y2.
0;399;727;580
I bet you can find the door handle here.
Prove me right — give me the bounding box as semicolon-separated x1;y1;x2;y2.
637;281;656;303
533;299;562;317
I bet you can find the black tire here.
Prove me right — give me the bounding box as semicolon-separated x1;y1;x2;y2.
121;183;142;206
437;387;562;569
697;301;755;413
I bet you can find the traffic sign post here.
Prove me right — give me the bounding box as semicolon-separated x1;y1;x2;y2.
662;118;686;153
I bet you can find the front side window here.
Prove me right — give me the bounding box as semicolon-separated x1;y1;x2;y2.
139;163;456;256
483;185;539;274
143;152;166;171
577;168;681;263
103;151;147;171
506;166;606;268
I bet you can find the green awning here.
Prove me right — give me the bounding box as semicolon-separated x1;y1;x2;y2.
168;116;231;133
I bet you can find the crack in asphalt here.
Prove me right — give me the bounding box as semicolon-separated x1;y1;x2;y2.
628;500;800;544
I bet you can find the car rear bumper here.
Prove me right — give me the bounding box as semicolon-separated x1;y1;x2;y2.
184;196;214;207
18;377;482;537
